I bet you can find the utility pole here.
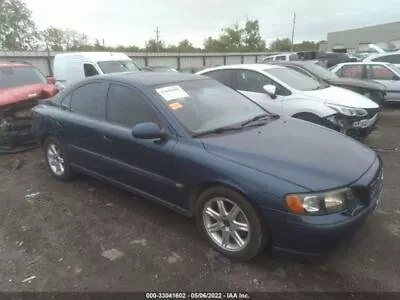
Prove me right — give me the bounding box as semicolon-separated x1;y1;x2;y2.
155;26;160;53
290;12;296;52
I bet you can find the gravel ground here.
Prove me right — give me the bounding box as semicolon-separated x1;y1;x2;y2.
0;108;399;294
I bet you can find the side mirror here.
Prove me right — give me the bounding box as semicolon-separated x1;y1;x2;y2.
393;75;400;81
47;76;56;85
263;84;277;98
132;122;167;140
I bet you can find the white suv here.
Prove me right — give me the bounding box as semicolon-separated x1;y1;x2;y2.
197;64;379;139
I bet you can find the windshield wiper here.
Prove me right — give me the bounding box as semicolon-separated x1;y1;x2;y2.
240;113;279;127
192;125;243;138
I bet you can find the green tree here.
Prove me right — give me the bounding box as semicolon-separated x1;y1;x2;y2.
145;39;165;52
65;30;89;50
203;37;225;52
269;38;292;52
0;0;40;50
204;19;266;52
293;40;319;51
243;20;266;51
42;26;66;51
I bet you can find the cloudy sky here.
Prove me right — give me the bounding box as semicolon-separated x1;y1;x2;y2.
26;0;400;47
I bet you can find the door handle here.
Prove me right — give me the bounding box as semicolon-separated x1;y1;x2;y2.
103;135;113;143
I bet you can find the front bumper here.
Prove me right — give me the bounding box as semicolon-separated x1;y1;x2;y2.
324;109;379;140
261;157;383;256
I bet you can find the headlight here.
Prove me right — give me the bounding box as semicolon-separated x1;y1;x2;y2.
325;103;368;117
285;188;357;215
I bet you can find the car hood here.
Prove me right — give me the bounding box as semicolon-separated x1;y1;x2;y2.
302;85;379;108
0;84;58;107
201;118;376;191
327;78;386;91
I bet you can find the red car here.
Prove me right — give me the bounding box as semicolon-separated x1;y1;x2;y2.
0;62;58;153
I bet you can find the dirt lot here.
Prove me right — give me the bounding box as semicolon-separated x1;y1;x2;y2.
0;108;399;294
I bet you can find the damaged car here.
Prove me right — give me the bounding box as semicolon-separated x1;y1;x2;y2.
197;64;380;140
267;61;387;105
0;62;58;154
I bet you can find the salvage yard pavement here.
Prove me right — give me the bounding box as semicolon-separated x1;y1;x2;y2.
0;108;399;292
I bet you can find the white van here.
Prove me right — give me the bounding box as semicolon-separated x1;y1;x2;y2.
53;52;140;88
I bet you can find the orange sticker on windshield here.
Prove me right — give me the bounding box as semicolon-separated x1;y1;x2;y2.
169;102;183;110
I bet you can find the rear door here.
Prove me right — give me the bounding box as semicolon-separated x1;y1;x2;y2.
55;81;109;173
100;83;182;205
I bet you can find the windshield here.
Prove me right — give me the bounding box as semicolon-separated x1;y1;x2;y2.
98;60;140;74
265;67;323;91
303;63;338;80
0;66;47;89
153;79;267;135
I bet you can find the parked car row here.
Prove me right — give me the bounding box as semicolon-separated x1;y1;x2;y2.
1;52;385;262
262;51;357;68
30;58;384;261
197;64;380;140
330;62;400;103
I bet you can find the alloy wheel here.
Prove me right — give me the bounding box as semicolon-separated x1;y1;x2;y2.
47;143;65;176
202;197;251;252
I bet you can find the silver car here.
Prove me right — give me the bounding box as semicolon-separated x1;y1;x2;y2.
363;52;400;67
330;62;400;103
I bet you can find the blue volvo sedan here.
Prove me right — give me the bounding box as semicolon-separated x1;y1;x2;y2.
32;72;384;261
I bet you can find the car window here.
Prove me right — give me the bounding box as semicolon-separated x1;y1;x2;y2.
84;63;99;77
275;56;286;61
235;69;274;93
152;79;267;135
264;57;274;61
302;63;338;80
366;65;396;80
0;66;47;89
70;82;107;119
287;66;311;77
106;83;160;128
98;60;140;74
339;64;363;79
371;54;400;64
265;67;322;91
202;70;234;88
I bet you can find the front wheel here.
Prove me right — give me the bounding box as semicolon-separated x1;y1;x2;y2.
196;186;268;261
44;136;72;181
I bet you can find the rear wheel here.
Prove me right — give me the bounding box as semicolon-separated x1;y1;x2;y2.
196;186;268;261
43;136;72;181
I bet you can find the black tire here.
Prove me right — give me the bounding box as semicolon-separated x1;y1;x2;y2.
43;136;72;181
196;186;268;261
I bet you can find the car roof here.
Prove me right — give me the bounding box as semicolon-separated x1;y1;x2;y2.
200;64;285;72
335;61;391;66
365;51;400;60
54;52;130;61
0;62;32;68
95;71;208;86
265;61;313;67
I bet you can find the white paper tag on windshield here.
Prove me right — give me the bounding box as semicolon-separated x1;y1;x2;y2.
156;85;189;101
